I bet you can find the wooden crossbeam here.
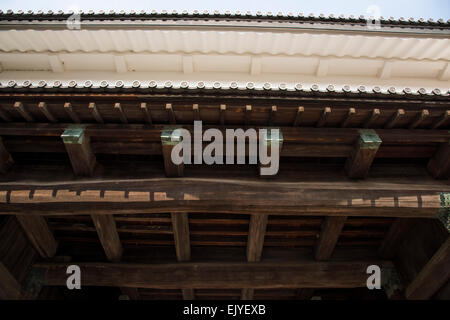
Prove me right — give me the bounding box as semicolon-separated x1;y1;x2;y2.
35;259;393;289
0;176;447;218
406;237;450;299
345;129;381;178
14;102;34;122
242;214;268;300
91;215;123;262
61;125;97;176
37;102;57;123
0;262;21;300
64;102;80;123
314;216;347;260
427;141;450;179
161;126;184;177
15;216;57;258
0;137;13;173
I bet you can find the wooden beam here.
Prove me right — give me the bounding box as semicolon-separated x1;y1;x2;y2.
345;129;381;178
114;103;128;124
192;104;200;121
91;215;123;262
245;105;252;126
0;262;21;300
384;109;405;129
219;104;226;125
0;137;13;173
36;259;393;289
431;110;450;129
427;141;450;179
15;216;57;258
293;106;304;127
171;213;191;262
166;104;176;124
61;125;97;176
340;108;356;128
316;107;331;127
378;218;413;259
0;175;447;218
161;127;184;177
363;108;380;128
314;216;347;261
37;102;57;123
409;109;429;129
141;103;152;125
88;102;104;124
64;102;80;123
268;105;277;126
406;237;450;300
14;102;34;122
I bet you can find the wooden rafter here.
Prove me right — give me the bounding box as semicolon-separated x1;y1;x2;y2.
15;216;57;258
314;216;347;261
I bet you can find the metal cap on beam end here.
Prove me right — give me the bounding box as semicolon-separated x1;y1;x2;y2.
357;129;382;149
261;128;283;148
61;125;86;144
161;126;184;145
437;193;450;232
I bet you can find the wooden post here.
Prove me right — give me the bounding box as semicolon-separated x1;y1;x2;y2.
0;137;13;173
427;141;450;179
91;215;123;262
345;129;381;178
171;213;194;300
161;126;184;177
61;125;97;176
16;216;58;258
314;216;347;261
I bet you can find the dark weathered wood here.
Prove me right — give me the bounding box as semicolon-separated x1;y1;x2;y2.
409;109;429;129
431;110;450;129
38;102;57;123
384;109;405;128
192;104;200;121
378;218;413;259
171;213;191;262
363;108;380;128
120;287;141;300
37;259;393;289
0;175;447;218
140;103;152;125
315;216;347;260
15;216;57;258
293;106;304;126
114;103;128;124
64;102;80;123
245;105;252;126
345;129;381;178
161;127;184;177
62;127;97;176
427;142;450;179
14;102;34;122
247;214;268;262
88;102;104;124
182;288;195;300
0;137;13;174
166;103;176;124
219;104;226;125
241;288;254;300
269;105;277;126
91;215;123;262
341;108;356;128
295;288;315;300
0;108;12;122
0;262;21;300
316;107;331;127
406;237;450;300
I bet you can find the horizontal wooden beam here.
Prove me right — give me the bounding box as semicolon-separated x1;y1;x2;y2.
0;176;447;217
36;259;393;289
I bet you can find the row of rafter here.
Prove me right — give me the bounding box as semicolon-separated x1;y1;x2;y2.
1;101;448;129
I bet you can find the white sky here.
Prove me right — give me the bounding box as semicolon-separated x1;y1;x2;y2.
1;0;449;20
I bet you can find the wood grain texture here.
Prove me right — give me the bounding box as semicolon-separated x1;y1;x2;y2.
91;214;123;262
427;142;450;179
0;262;21;300
246;214;268;262
15;216;57;258
63;135;97;177
171;213;191;262
314;216;347;261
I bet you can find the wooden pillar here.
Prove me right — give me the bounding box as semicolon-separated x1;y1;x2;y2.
61;125;97;176
258;128;283;176
16;216;57;258
345;129;381;178
242;214;268;300
171;213;194;300
314;216;347;261
427;141;450;179
161;127;184;177
91;215;123;262
0;137;13;173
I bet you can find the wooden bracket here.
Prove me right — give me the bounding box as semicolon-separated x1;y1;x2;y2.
161;126;184;177
61;125;97;176
345;129;381;178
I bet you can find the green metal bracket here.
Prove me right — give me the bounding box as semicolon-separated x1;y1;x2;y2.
261;128;283;148
437;193;450;232
358;129;382;149
161;126;184;146
61;125;86;144
23;267;46;298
